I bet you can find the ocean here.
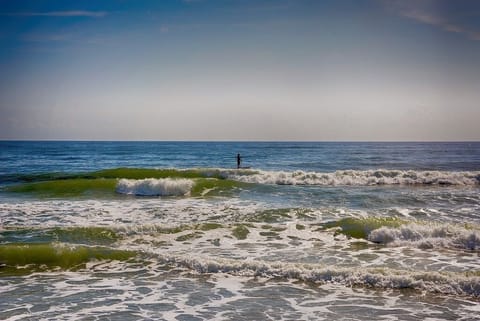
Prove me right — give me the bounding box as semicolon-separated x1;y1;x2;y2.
0;141;479;320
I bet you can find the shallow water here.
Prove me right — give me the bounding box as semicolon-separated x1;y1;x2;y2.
0;141;479;320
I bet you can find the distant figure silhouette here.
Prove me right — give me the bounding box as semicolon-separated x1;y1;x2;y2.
237;153;242;169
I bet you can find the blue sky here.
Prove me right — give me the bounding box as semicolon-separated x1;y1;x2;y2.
1;0;479;140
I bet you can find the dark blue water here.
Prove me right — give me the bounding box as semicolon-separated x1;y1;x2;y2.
1;141;479;176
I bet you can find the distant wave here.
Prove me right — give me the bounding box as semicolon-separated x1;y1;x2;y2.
4;168;480;199
116;178;194;196
227;169;480;186
4;167;479;187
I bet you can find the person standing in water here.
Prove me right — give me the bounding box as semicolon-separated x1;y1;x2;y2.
237;153;242;169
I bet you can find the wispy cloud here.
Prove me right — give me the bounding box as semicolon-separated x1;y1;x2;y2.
382;0;480;41
3;11;108;18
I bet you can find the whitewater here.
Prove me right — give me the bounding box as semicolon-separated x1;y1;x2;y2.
1;141;479;320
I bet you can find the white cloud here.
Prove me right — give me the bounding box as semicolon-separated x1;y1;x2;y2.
382;0;480;41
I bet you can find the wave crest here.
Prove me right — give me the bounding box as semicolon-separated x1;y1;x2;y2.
229;169;480;186
116;178;194;196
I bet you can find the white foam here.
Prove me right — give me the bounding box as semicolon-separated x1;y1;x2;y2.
156;254;480;297
227;169;480;186
368;223;480;250
0;198;266;229
115;178;194;196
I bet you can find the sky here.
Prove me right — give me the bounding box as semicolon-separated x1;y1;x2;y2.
0;0;479;141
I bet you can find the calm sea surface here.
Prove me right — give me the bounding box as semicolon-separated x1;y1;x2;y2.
1;141;479;320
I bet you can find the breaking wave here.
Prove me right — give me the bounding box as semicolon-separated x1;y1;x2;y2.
116;178;194;196
157;254;480;297
368;223;480;250
322;217;480;250
5;168;480;197
228;169;480;186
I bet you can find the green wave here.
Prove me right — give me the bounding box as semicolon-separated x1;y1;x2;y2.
5;176;245;198
1;227;120;245
91;167;226;179
0;243;136;275
320;217;407;239
191;178;243;196
1;172;82;183
6;178;117;197
4;167;230;184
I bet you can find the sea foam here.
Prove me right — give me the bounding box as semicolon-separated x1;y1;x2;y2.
228;169;480;186
116;178;194;196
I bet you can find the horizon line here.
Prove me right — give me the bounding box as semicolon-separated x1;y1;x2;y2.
1;139;479;143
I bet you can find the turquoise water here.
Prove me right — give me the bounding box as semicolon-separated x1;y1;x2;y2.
0;141;479;320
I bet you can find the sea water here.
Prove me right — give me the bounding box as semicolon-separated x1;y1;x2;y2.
0;141;479;320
